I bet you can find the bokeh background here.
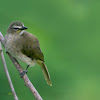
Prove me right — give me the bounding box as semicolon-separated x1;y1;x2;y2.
0;0;100;100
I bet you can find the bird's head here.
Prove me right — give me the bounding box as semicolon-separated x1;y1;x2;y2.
7;21;28;34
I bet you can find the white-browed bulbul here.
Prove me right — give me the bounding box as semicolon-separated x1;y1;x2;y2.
4;21;52;86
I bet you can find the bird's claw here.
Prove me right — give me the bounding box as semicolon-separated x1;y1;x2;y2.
6;51;9;54
20;70;27;78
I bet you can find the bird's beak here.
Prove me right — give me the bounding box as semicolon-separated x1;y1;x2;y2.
20;26;28;30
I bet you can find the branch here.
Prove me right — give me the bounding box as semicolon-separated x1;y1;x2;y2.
0;43;18;100
0;32;43;100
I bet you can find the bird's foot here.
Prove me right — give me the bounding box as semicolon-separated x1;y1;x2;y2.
6;51;9;54
20;65;30;78
20;70;27;78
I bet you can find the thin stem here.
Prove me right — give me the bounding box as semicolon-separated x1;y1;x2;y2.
0;43;18;100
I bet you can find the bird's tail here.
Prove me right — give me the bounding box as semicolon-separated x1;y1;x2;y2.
37;60;52;86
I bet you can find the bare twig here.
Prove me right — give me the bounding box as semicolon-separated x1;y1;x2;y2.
0;43;18;100
0;32;43;100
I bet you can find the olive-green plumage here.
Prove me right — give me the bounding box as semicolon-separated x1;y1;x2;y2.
4;21;52;86
15;31;44;61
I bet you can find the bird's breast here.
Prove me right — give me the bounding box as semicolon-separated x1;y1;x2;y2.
5;35;14;53
5;34;20;57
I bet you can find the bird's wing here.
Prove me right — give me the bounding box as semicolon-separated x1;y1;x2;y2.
20;32;44;61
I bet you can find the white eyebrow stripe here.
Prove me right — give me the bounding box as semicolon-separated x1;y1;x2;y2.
13;26;22;28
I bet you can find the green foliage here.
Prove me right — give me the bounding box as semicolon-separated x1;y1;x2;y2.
0;0;100;100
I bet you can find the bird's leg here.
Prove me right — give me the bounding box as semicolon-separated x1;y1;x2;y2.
26;65;30;70
20;65;30;78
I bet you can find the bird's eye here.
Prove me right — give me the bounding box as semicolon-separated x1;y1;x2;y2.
13;28;19;30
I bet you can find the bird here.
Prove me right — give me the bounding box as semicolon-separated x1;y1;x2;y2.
4;21;52;86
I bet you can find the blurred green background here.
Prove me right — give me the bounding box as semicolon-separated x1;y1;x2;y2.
0;0;100;100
